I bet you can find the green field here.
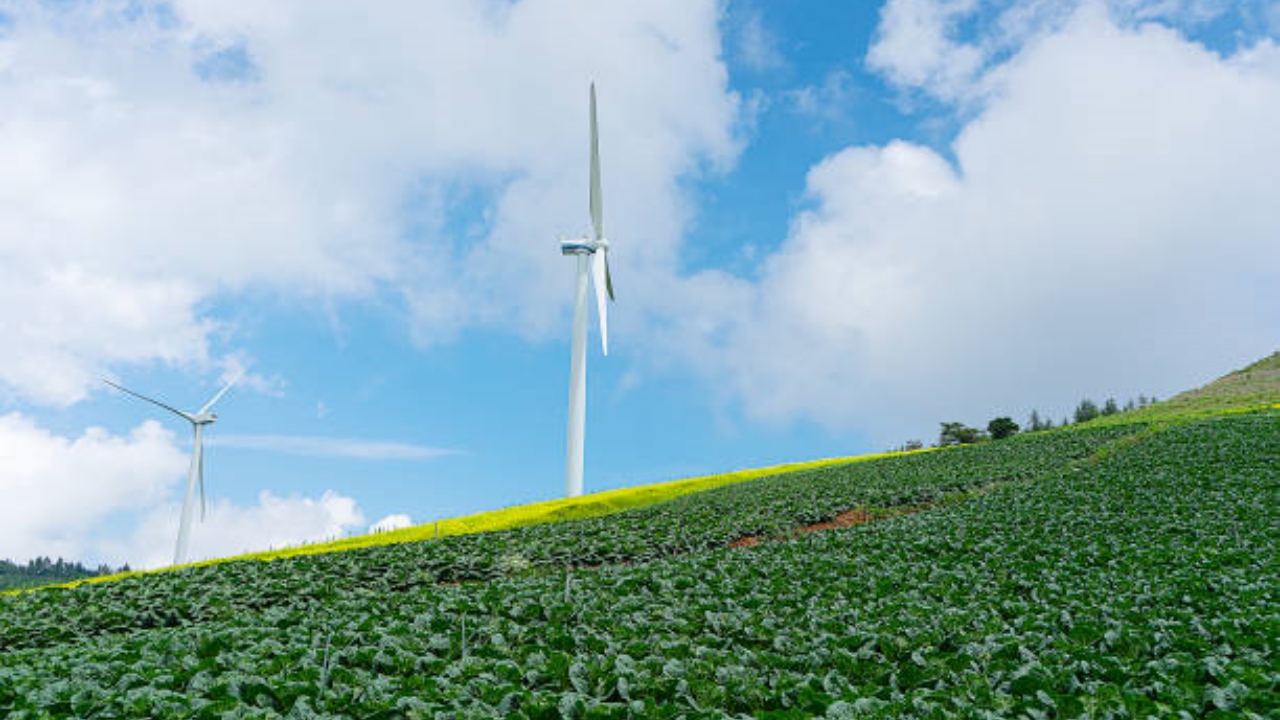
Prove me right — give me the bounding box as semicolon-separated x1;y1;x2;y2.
31;448;920;592
1;356;1277;718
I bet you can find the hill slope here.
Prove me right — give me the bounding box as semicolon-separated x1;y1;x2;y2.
1115;349;1280;422
44;449;917;591
50;348;1280;588
1;356;1277;718
1165;349;1280;406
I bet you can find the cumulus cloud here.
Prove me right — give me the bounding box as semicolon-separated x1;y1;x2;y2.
0;413;187;562
0;269;212;406
690;5;1280;442
117;490;366;569
0;0;741;405
867;0;987;102
0;413;385;568
369;513;414;534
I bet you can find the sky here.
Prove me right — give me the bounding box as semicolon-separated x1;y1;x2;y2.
1;0;1277;569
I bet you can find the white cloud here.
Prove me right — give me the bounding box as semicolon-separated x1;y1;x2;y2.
0;0;741;406
210;434;460;460
369;513;413;534
688;6;1280;442
0;268;212;406
866;0;1277;103
0;412;381;568
0;413;187;562
118;490;366;569
867;0;987;102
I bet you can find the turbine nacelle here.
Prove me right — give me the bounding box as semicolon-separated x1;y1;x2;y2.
560;237;608;255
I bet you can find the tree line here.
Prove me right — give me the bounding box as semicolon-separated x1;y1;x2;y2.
0;556;130;591
892;394;1158;451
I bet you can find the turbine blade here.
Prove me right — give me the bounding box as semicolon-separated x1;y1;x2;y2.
199;369;244;414
589;83;603;242
604;249;614;301
199;445;206;522
591;250;609;356
104;379;193;422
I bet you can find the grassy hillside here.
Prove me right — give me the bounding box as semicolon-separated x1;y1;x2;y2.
1162;349;1280;409
1103;350;1280;423
2;356;1276;718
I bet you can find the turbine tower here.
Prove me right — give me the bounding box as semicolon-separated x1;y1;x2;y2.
105;371;242;565
560;82;615;498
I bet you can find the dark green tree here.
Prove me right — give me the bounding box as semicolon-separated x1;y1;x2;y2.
1102;398;1119;415
988;416;1020;440
1074;399;1100;424
0;556;124;591
939;422;985;446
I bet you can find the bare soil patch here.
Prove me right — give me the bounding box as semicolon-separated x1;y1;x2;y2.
798;507;873;534
729;506;879;549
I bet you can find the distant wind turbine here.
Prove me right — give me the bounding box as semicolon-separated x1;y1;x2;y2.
559;82;615;498
105;371;242;565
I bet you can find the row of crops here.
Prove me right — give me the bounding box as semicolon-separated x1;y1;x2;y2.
1;424;1136;653
1;412;1275;717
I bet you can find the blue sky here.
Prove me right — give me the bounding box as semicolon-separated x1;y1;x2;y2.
2;0;1278;568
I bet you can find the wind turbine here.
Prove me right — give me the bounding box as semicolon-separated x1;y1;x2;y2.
105;371;242;565
559;82;615;498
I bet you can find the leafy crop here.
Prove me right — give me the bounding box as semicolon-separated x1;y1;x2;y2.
43;449;921;591
1;413;1274;718
1;425;1132;653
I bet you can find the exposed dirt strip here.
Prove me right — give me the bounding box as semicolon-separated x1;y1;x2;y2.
728;506;898;549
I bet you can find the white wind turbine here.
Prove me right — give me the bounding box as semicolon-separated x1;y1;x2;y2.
105;371;242;565
559;82;615;498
